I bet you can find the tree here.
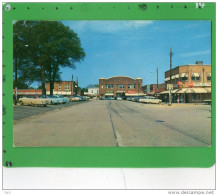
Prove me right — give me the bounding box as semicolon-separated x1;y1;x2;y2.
13;21;86;95
33;21;86;95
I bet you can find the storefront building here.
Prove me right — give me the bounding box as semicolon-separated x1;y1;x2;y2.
99;76;143;98
160;62;211;103
46;81;81;96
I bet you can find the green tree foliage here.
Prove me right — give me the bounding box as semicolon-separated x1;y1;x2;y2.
13;21;86;95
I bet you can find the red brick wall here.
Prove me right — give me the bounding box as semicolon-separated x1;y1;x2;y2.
99;76;142;97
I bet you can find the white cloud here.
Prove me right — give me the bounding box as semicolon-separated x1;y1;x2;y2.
67;20;153;33
179;50;211;57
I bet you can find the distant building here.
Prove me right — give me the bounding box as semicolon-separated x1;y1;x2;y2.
46;81;81;96
99;76;143;98
160;61;211;103
84;87;99;97
142;83;165;95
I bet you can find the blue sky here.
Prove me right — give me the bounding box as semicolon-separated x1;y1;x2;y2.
60;20;211;88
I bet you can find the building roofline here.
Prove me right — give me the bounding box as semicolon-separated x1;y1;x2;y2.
99;76;142;80
165;64;211;73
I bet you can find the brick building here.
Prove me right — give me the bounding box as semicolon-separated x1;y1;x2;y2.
46;81;80;96
99;76;143;98
160;61;211;103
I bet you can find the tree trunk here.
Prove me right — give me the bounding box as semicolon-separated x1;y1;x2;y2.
50;81;53;95
41;66;46;95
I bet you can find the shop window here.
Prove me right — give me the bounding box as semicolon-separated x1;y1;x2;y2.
58;84;61;90
192;94;201;101
191;76;200;81
128;84;136;89
116;84;125;89
181;77;188;81
106;84;114;89
101;85;103;89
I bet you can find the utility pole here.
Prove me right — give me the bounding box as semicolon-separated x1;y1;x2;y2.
156;67;159;96
169;48;173;105
203;67;205;84
71;74;73;95
76;77;78;95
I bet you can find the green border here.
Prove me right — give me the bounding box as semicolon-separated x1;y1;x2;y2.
3;2;216;167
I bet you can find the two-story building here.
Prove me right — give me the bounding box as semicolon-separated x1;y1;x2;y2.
46;81;80;96
160;61;211;103
99;76;143;98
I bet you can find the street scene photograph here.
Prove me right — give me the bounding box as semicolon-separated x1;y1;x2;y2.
13;20;211;147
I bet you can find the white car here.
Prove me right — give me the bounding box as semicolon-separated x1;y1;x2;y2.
139;96;162;104
53;95;69;104
19;96;51;107
39;95;60;104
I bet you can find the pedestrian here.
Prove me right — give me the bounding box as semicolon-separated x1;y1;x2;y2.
177;97;179;103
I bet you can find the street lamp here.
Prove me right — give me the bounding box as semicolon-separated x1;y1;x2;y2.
168;48;173;106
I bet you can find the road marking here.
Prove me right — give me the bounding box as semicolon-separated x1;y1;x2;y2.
109;113;119;147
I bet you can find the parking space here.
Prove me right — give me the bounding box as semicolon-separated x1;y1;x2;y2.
13;101;89;121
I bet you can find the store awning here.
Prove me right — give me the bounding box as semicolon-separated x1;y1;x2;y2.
205;88;211;93
207;73;211;77
159;91;169;94
105;93;114;96
180;73;188;77
192;88;210;93
172;74;179;79
191;73;200;77
176;88;187;94
171;89;180;93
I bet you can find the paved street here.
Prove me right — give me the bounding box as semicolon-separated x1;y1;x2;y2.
13;101;88;121
14;100;211;147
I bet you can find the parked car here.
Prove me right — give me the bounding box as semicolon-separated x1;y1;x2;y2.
106;97;114;100
126;97;132;101
139;96;162;104
53;95;69;104
117;97;123;101
39;95;60;104
19;96;51;107
133;96;141;102
100;97;107;100
69;95;82;101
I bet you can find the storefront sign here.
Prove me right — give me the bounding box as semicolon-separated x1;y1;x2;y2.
128;91;136;93
189;82;193;87
177;81;183;86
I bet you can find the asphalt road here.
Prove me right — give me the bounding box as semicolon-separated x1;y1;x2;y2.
13;100;211;147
